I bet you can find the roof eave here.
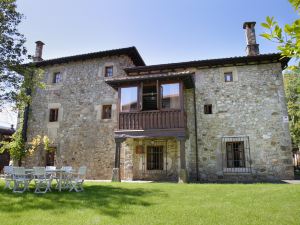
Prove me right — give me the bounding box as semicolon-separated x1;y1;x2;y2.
124;53;289;74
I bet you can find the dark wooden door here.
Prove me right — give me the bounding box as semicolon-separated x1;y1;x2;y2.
0;150;10;173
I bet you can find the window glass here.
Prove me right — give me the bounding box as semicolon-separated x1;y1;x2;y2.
120;87;138;112
102;105;112;119
49;108;59;122
224;72;233;82
147;146;164;170
226;141;245;168
161;83;180;109
53;72;62;83
204;104;212;114
105;66;113;77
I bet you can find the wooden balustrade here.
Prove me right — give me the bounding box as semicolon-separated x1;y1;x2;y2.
119;110;186;130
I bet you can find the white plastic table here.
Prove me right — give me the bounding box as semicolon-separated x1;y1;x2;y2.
25;168;69;192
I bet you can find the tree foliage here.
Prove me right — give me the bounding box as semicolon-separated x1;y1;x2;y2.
261;0;300;71
0;129;53;166
284;73;300;147
261;0;300;148
0;0;28;108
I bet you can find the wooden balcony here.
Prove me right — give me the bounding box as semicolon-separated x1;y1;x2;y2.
118;110;186;130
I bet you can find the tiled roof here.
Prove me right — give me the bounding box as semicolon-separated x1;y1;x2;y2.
32;47;146;67
124;53;289;74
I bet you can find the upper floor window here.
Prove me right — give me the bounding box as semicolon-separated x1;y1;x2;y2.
161;83;180;109
102;105;112;119
120;87;138;112
224;72;233;82
49;108;59;122
204;104;212;114
53;72;62;84
105;66;113;77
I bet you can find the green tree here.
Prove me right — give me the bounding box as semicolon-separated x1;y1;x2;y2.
0;0;45;165
261;0;300;71
284;73;300;147
0;0;28;108
261;0;300;148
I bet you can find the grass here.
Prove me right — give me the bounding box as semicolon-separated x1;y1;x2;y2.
0;180;300;225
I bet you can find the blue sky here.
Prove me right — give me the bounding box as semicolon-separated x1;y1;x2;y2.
0;0;297;127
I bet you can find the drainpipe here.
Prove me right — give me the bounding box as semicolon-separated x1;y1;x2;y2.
193;86;199;181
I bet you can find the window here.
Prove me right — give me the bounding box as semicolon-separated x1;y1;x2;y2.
102;105;112;119
142;84;158;110
226;141;245;168
105;66;113;77
161;83;180;109
224;72;233;82
49;108;59;122
147;146;164;170
120;87;138;112
204;104;212;114
45;148;55;166
53;72;62;84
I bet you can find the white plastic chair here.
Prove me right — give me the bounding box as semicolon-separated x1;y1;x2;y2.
61;166;73;190
33;167;52;194
69;166;87;192
12;167;31;193
46;166;57;188
3;166;14;190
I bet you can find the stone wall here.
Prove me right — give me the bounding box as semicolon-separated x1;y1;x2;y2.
121;138;179;181
25;53;294;182
185;63;294;181
25;55;135;179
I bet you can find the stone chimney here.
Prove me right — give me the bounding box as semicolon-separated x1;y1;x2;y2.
33;41;45;62
243;22;259;56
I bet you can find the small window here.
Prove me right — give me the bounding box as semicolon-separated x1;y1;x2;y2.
53;72;62;84
105;66;113;77
46;148;56;166
147;146;164;170
204;104;212;114
102;105;112;119
224;72;233;82
49;108;59;122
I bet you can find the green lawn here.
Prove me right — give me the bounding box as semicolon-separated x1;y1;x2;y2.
0;180;299;225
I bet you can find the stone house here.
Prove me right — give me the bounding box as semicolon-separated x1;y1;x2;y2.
24;22;294;182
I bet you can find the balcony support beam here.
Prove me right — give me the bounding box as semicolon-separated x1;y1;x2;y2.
178;137;188;183
112;137;126;182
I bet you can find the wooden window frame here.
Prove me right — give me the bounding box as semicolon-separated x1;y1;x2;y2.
204;104;212;114
49;108;59;122
102;105;112;119
105;66;113;77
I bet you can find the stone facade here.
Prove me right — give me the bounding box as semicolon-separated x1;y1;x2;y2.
25;55;134;179
24;49;294;182
184;63;294;181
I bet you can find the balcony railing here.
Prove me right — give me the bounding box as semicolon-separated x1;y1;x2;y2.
119;110;186;130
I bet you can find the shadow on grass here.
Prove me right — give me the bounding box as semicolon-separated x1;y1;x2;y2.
0;183;161;218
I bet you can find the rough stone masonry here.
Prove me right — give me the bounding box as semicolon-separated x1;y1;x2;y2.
23;22;294;182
